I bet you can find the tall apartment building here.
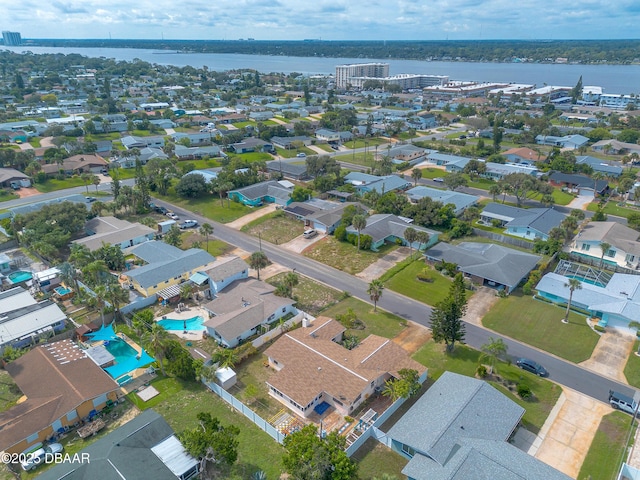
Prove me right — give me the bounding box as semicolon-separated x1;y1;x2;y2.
2;31;21;46
335;63;389;89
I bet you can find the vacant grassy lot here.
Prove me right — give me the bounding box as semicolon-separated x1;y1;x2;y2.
528;188;575;206
624;340;640;388
177;158;222;171
321;296;406;340
267;273;344;316
276;146;316;158
352;438;408;479
383;259;455;307
132;376;285;479
334;152;377;168
587;200;640;219
420;168;449;179
303;237;397;275
34;177;87;193
153;188;254;223
344;138;389;149
241;211;305;244
181;231;233;257
235;151;274;163
578;411;635;480
482;293;600;363
413;342;562;433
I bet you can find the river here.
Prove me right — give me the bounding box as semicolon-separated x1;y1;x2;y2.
4;46;640;94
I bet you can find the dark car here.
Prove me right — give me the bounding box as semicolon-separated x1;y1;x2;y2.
516;358;548;377
156;206;168;215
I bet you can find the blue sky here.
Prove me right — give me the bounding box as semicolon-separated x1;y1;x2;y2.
4;0;640;40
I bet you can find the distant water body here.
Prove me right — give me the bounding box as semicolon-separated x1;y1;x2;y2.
5;46;640;94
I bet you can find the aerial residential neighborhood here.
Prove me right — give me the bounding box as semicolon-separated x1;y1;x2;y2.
2;46;640;480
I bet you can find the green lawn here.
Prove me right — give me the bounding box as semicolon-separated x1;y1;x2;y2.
0;371;22;413
275;146;316;158
133;376;285;479
578;411;635;480
240;211;306;244
314;144;334;152
0;189;19;202
344;138;389;150
334;152;377;168
351;438;408;479
181;230;233;257
34;177;88;193
177;158;222;170
28;138;41;147
624;340;640;388
153;189;254;223
466;175;495;191
321;296;406;340
383;259;456;307
528;188;575;206
235;151;273;162
303;237;397;275
420;168;450;179
267;273;344;316
412;342;562;433
482;292;600;363
587;200;640;219
85;132;123;141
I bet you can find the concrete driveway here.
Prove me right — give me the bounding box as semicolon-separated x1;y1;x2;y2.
280;231;325;254
356;247;412;282
566;193;594;210
580;328;636;383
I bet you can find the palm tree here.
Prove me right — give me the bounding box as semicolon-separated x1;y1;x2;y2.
283;271;299;298
404;227;418;259
381;378;400;401
415;231;430;252
105;282;129;322
352;214;367;251
80;172;92;193
489;183;502;202
248;251;269;280
82;260;109;286
480;337;508;374
58;261;80;293
563;278;583;324
143;323;170;376
199;223;214;251
92;175;101;192
367;279;384;312
215;348;238;369
93;284;108;326
411;167;422;186
599;242;611;268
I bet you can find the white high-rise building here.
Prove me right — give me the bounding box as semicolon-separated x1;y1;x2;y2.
2;31;22;46
335;63;389;89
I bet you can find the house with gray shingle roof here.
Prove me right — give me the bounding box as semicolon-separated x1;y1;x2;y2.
347;214;438;251
228;180;293;206
425;242;541;293
406;186;478;215
576;155;623;177
388;372;571;480
480;203;566;241
570;221;640;269
203;255;249;296
344;172;411;194
73;216;155;252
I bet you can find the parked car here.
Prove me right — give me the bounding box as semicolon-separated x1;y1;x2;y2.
330;144;340;150
433;177;444;183
166;212;179;220
516;358;548;377
21;443;63;471
609;390;639;415
179;220;198;229
296;152;307;158
85;196;97;202
156;206;168;215
9;182;21;190
303;228;318;239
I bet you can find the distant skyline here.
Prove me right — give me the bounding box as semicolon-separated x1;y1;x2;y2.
3;1;640;41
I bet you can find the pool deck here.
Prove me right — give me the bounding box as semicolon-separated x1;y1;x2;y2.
155;306;208;340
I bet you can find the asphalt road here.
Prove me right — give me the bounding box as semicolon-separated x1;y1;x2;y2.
154;197;639;404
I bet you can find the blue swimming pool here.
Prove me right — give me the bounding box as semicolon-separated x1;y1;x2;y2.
55;286;72;295
8;270;32;284
104;339;141;379
158;316;205;331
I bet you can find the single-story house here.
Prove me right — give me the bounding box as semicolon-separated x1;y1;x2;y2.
347;214;439;251
0;168;31;188
480;203;566;241
124;241;216;297
535;134;589;150
592;139;640;156
228;180;293;207
344;172;411;194
203;278;297;348
121;135;165;150
170;131;213;146
303;202;368;234
427;152;473;167
174;144;224;160
181;168;220;183
202;255;249;296
406;186;478;216
41;154;108;176
229;137;273;154
266;160;309;180
265;317;426;418
548;171;609;196
425;242;541;293
387;371;571;480
270;136;314;149
576;155;623;177
387;144;426;164
8;195;89;218
37;409;199;480
570;221;640;269
249;111;275;121
483;162;538;180
0;339;119;454
73;216;155;252
283;202;322;221
502;147;546;165
0;286;67;351
537;272;640;330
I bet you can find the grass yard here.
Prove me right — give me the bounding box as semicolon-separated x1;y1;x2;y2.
275;146;316;158
321;296;406;340
0;189;19;202
0;371;22;413
314;144;334;152
383;258;456;307
177;158;222;170
267;272;344;316
34;176;87;193
241;211;306;244
344;138;389;150
303;237;397;275
181;231;233;257
466;176;495;191
578;411;635;480
482;292;600;363
528;188;575;206
153;189;254;223
132;376;285;479
351;438;408;480
420;168;450;179
623;340;640;388
587;200;640;219
334;152;378;168
413;342;562;433
84;132;122;141
235;151;273;162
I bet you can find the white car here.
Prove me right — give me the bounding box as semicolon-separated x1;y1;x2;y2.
179;220;198;229
21;443;63;471
166;212;179;220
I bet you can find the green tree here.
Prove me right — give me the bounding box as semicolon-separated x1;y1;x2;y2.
443;172;468;191
563;278;583;324
282;271;299;298
176;173;208;198
180;412;240;472
199;223;214;251
81;172;92;193
352;214;367;251
404;227;418;259
411;167;423;186
143;323;170;376
248;251;269;280
214;348;238;369
480;337;508;374
104;281;130;322
282;425;358;480
164;225;183;248
599;241;611;267
430;273;467;352
367;279;384;312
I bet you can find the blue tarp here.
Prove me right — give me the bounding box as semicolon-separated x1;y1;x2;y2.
85;324;117;342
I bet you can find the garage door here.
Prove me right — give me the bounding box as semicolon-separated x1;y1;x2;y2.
579;188;595;197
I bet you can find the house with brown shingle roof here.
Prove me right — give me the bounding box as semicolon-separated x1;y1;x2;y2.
41;154;108;176
502;147;545;165
264;317;426;418
0;339;119;454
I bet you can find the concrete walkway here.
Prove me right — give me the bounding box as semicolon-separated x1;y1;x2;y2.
225;204;277;229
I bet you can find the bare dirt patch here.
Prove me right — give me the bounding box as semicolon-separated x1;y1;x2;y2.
393;322;432;354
